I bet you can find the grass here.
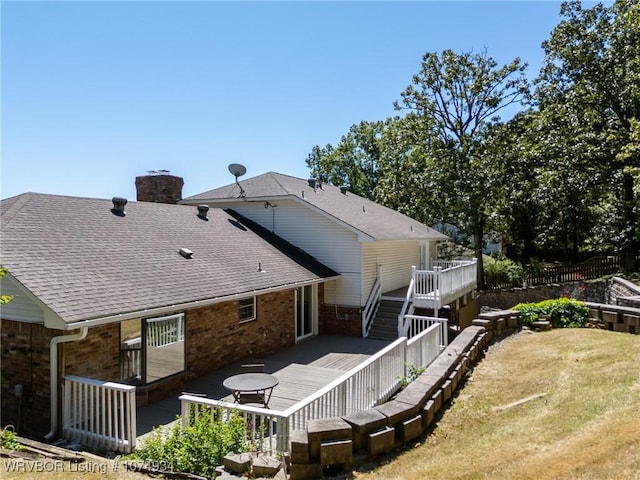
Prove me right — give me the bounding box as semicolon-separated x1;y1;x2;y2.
350;328;640;480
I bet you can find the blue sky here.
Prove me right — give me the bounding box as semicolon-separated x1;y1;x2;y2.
1;1;599;201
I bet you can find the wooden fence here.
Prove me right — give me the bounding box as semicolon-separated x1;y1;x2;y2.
484;255;623;290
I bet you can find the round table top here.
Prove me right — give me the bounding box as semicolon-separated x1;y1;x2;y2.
223;373;279;392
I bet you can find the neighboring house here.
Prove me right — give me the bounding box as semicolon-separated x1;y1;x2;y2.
0;187;338;443
182;172;478;338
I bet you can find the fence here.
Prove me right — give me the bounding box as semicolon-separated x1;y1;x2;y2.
62;375;137;453
179;329;444;455
484;255;624;290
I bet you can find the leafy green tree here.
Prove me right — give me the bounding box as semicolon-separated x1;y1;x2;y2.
535;0;640;270
394;49;529;288
0;267;13;305
306;119;391;199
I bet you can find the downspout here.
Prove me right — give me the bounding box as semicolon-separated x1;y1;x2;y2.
44;327;88;441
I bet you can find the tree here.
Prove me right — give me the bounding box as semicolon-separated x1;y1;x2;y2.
535;0;640;271
0;267;13;305
394;49;529;288
306;119;391;199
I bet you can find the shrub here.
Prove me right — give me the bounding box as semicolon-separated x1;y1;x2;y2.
128;406;247;477
0;426;23;451
512;298;589;328
484;254;524;288
398;363;426;388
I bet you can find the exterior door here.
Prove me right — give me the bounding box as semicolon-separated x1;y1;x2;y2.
296;285;316;341
420;242;431;270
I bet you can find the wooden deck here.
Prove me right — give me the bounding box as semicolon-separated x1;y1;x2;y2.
136;335;391;438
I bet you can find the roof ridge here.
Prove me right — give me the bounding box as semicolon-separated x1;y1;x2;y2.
267;171;294;195
1;193;34;227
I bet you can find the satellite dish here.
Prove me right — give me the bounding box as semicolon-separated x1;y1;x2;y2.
228;163;247;178
228;163;247;198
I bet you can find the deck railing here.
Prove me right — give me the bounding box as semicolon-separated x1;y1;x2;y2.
405;322;444;370
179;334;439;456
399;315;448;349
413;260;477;310
63;375;137;453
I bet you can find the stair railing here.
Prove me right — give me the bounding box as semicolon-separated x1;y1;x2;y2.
397;270;416;337
361;278;382;337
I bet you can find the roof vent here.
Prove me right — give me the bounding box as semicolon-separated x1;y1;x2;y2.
179;247;193;259
111;197;127;216
197;205;209;221
340;186;348;195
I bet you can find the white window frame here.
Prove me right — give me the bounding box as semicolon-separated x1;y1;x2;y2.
239;297;256;323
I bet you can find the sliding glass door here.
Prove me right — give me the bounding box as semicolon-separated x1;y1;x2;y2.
296;285;316;341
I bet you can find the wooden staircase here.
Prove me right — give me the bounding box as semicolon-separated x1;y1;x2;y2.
367;299;403;341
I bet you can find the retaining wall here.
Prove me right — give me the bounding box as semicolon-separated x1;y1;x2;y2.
285;310;519;480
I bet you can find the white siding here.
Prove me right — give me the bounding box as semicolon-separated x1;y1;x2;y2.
224;200;363;306
361;241;421;303
0;277;45;323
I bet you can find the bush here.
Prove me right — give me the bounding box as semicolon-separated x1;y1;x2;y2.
0;426;23;451
128;406;247;477
484;255;524;288
512;298;589;328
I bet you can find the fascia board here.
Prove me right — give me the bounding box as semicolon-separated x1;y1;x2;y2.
4;272;68;330
181;195;376;242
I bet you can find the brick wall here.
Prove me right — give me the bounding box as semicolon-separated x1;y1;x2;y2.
1;287;313;434
135;174;183;204
63;323;120;381
186;290;296;378
0;320;58;438
318;305;362;336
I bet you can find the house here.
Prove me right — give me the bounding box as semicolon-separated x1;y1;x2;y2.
0;170;478;452
0;183;338;444
182;171;479;338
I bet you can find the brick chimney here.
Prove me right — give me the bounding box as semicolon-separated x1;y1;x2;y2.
135;171;184;204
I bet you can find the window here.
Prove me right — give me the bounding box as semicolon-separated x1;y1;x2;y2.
119;313;185;385
239;297;256;323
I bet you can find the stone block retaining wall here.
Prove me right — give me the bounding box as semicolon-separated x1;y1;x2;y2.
286;310;519;480
480;276;640;311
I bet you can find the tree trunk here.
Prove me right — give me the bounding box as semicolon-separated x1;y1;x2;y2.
621;171;638;272
473;226;485;290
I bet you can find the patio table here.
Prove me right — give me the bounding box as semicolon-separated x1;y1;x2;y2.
223;373;279;407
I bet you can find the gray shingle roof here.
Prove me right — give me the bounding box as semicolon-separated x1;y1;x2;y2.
183;172;448;241
1;193;338;325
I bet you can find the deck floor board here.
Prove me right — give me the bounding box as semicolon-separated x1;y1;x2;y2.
136;335;391;439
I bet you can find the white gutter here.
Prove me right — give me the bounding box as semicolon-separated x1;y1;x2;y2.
63;276;340;330
44;327;88;441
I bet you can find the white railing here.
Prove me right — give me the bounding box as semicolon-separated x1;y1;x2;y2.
147;313;185;347
178;336;432;456
397;276;415;335
286;338;406;430
413;259;477;310
406;322;443;369
362;278;382;337
120;338;142;381
398;314;448;348
63;375;137;453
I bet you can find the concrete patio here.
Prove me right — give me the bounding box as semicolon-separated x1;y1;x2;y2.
136;335;391;440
